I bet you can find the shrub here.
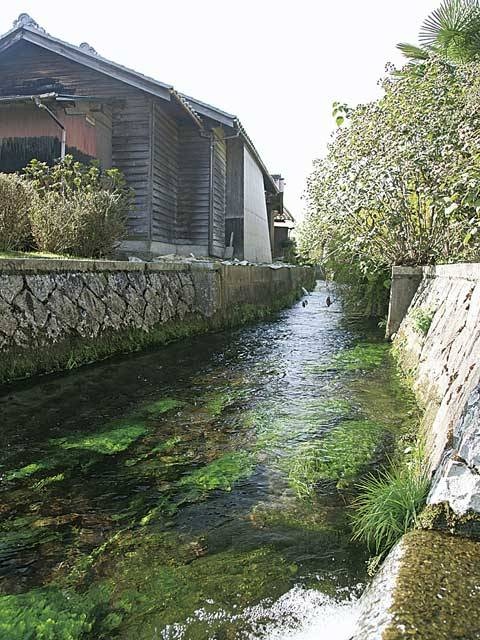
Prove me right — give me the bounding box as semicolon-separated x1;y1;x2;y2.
351;463;429;555
26;156;131;258
0;173;32;251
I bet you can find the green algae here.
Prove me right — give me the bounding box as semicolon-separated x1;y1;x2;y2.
124;435;184;467
320;343;390;373
0;585;113;640
246;398;354;457
142;398;186;416
0;516;62;565
4;461;52;481
249;500;349;535
288;419;388;494
383;530;480;640
54;422;148;455
178;451;255;494
108;544;297;638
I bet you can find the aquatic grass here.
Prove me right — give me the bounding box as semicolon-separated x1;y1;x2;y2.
248;398;354;456
178;452;255;493
32;473;65;490
288;419;387;495
308;343;390;376
330;343;390;371
203;389;248;417
124;435;184;467
351;464;429;555
0;517;62;564
54;422;148;455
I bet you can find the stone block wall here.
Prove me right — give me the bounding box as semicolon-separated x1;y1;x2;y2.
0;259;313;384
391;264;480;474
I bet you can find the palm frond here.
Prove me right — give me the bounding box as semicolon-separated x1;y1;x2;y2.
396;42;430;60
419;0;480;55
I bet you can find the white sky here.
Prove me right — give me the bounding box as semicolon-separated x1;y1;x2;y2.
1;1;440;217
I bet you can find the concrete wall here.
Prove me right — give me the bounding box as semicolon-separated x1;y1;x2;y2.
385;266;423;339
0;258;313;384
243;148;272;263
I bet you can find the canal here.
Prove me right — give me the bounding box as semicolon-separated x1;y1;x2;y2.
0;282;416;639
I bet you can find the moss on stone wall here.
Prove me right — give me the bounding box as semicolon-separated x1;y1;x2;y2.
0;284;309;385
383;530;480;640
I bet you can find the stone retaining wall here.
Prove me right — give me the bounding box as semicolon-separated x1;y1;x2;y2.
0;259;314;384
391;264;480;476
352;263;480;639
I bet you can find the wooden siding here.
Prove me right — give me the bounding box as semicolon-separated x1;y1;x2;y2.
111;96;151;238
211;128;226;257
177;124;210;246
0;41;151;239
150;101;178;243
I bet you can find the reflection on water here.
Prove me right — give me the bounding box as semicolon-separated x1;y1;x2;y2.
0;282;416;638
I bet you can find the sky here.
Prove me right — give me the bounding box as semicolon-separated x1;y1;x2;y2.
0;1;440;218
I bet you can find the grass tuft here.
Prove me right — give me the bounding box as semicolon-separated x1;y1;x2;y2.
351;464;429;555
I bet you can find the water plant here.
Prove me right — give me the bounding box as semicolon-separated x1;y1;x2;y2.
5;461;52;481
142;398;186;416
288;419;387;494
107;545;297;638
329;343;390;371
178;452;255;494
351;463;429;555
203;389;247;417
53;422;148;455
0;585;113;640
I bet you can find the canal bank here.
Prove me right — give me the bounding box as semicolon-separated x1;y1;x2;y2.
353;263;480;640
0;282;415;639
0;258;314;384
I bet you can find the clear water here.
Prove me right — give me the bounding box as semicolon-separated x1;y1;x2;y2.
0;282;416;639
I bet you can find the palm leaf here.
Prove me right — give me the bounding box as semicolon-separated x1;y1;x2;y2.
419;0;480;55
396;42;430;60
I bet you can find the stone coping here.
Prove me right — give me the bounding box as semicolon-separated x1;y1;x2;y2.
0;258;303;275
0;258;220;274
393;263;480;281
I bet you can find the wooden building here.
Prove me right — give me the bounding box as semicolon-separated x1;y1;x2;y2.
0;14;283;261
273;205;295;259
